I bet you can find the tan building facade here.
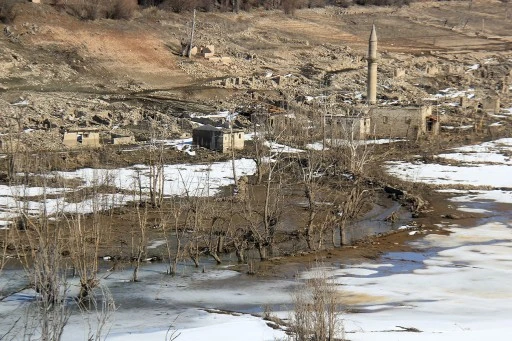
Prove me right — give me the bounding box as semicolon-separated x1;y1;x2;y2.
251;112;295;133
325;114;371;140
369;106;439;139
112;134;135;145
63;129;100;147
480;97;500;114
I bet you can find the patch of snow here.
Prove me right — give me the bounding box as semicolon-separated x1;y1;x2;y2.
387;138;512;188
107;312;286;341
12;99;29;106
386;161;512;187
264;141;304;154
501;107;512;116
305;142;326;151
467;63;480;71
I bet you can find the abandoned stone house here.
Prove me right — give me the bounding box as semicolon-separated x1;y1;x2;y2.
368;106;439;139
0;137;20;152
325;114;371;140
63;128;100;147
251;111;296;133
192;125;244;153
111;133;135;145
479;96;500;114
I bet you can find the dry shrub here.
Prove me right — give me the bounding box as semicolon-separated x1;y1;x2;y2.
355;0;412;6
336;0;352;8
282;0;308;15
308;0;327;7
263;0;281;10
241;0;258;11
163;0;198;12
290;269;344;341
137;0;165;7
198;0;216;12
62;0;137;20
64;0;102;20
106;0;138;19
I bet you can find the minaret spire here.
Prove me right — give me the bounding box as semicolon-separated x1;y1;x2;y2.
367;24;378;105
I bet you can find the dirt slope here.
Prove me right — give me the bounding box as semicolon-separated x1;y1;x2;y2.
1;1;511;93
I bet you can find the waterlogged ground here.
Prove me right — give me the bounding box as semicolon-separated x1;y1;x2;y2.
1;138;512;340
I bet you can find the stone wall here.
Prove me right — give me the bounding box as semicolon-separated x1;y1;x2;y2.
369;106;437;139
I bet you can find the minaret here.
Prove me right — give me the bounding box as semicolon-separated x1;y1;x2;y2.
367;25;378;105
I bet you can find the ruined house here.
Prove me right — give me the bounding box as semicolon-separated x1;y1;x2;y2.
0;137;21;152
192;125;244;153
251;111;296;133
480;96;500;114
111;133;135;145
325;114;371;140
63;128;100;147
368;106;439;139
201;45;215;58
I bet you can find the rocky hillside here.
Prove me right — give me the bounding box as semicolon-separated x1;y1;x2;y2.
0;0;510;148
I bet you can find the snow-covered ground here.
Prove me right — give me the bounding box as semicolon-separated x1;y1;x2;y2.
0;158;256;226
303;201;512;340
336;137;512;340
386;138;512;188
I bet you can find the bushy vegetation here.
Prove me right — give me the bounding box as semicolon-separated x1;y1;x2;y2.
53;0;138;20
140;0;414;14
354;0;412;6
47;0;416;20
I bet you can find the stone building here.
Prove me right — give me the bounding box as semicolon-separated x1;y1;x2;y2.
63;128;100;147
0;137;20;151
251;111;295;133
325;114;371;140
192;125;244;153
111;133;135;145
368;106;439;139
480;96;500;114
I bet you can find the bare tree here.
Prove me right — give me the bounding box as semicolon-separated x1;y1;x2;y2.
296;150;325;250
148;141;165;208
160;196;186;275
13;188;70;341
66;171;111;303
290;267;344;341
240;156;284;261
337;178;372;246
132;200;149;282
78;284;116;341
252;118;266;185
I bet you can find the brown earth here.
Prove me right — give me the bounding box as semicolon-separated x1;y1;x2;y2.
2;1;511;91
